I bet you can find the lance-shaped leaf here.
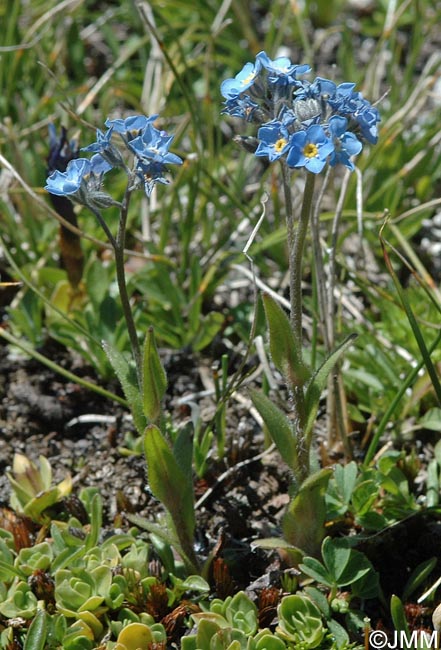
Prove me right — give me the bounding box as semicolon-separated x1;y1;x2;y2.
142;327;167;422
249;388;298;474
262;293;311;387
143;425;198;572
102;341;145;433
282;467;332;558
304;334;357;442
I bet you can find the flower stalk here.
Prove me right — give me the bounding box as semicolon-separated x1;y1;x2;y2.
222;51;380;484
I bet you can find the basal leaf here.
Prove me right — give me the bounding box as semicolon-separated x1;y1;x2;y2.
143;425;197;572
282;468;332;557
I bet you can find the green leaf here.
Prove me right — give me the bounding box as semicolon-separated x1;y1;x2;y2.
282;468;332;556
321;537;351;583
102;341;145;433
334;461;358;506
141;327;167;422
390;595;410;638
402;557;437;601
262;293;310;386
327;618;349;650
173;425;194;479
249;388;298;473
23;608;48;650
143;425;197;572
420;408;441;432
85;493;102;551
304;334;357;440
300;557;333;587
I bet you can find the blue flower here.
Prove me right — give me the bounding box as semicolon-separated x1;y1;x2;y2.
353;101;380;144
134;160;170;197
286;125;334;173
104;114;159;143
45;155;113;207
298;77;337;101
45;158;91;198
257;51;310;86
328;115;362;170
221;95;260;121
220;59;262;100
255;120;292;162
128;124;183;166
82;127;125;168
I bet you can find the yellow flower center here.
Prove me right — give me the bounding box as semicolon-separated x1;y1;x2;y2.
303;143;319;158
241;72;256;86
274;138;287;152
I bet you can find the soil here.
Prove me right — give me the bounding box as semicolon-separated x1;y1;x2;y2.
0;339;291;587
1;331;441;642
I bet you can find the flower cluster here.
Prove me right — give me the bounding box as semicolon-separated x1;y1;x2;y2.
221;51;380;173
45;115;182;205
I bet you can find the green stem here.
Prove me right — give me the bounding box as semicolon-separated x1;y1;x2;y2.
291;171;316;350
115;187;142;387
90;193;142;388
281;166;316;483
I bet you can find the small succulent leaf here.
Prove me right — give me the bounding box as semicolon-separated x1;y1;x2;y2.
249;388;298;472
193;612;228;628
23;607;48;650
196;618;223;649
141;327;167;422
23;485;69;523
226;591;258;635
102;341;145;433
277;594;325;647
254;632;287;650
282;468;332;557
77;595;105;612
116;622;153;650
143;425;195;566
181;635;197;650
304;334;357;439
91;565;112;597
77;610;103;638
180;575;210;593
262;293;311;386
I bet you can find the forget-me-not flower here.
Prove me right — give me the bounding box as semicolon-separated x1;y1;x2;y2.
286;125;334;174
328;115;362;170
45;155;113;207
221;50;380;173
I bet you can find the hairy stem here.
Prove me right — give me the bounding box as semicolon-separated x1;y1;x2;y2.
91;192;142;388
281;165;316;482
